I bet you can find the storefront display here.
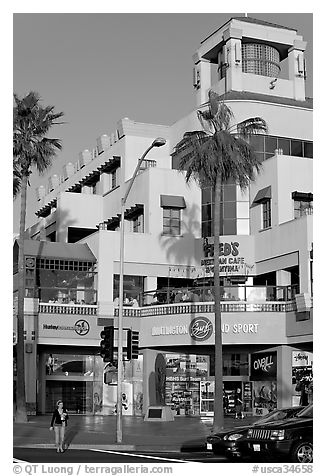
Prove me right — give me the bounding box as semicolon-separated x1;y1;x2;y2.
292;351;313;406
243;381;253;413
42;351;142;415
164;353;209;415
250;351;277;415
166;380;200;415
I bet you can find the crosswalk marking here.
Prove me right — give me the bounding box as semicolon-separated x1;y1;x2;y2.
13;458;28;463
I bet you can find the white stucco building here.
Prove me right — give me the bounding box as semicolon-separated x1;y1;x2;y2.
14;16;312;417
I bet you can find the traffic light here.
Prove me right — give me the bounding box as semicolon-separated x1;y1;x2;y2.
127;330;139;360
99;326;114;362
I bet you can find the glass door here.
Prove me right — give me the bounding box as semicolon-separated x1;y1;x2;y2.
200;381;214;415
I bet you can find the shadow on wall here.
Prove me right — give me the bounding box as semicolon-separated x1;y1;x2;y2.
159;203;201;270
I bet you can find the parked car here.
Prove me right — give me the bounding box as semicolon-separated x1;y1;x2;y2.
238;404;313;463
206;406;304;460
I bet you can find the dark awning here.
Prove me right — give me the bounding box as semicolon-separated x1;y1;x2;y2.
292;191;313;202
251;186;271;207
14;239;96;261
160;195;186;208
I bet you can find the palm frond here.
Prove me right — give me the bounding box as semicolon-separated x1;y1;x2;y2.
13;91;64;184
208;90;234;131
236;117;268;139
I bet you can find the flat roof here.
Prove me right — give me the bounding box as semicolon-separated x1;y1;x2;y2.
202;16;297;44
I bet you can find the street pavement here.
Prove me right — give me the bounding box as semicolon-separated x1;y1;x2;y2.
13;414;258;455
13;447;229;463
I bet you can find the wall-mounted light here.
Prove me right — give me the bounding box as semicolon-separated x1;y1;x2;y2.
269;78;278;90
235;43;241;63
297;53;304;74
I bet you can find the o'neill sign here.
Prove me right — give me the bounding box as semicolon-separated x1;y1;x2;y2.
250;351;277;380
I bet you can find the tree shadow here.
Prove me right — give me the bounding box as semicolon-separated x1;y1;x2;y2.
159;203;201;274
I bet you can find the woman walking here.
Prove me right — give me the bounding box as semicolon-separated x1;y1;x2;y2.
235;388;244;419
49;400;69;452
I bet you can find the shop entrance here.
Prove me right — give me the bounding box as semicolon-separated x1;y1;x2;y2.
45;380;94;414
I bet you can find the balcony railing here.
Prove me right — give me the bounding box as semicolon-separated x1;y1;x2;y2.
114;301;296;317
140;285;298;306
39;303;97;315
139;159;157;170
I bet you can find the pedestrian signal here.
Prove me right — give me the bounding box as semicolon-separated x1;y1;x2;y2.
127;330;139;360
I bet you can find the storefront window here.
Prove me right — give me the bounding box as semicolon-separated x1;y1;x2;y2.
44;353;104;414
165;353;209;416
210;353;249;376
113;275;144;302
46;354;94;377
36;259;96;304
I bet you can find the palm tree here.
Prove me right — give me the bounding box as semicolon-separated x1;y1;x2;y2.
173;90;267;432
13;91;64;422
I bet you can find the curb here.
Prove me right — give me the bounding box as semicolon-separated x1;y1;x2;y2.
13;444;185;453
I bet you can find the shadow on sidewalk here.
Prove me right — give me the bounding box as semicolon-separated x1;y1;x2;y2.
64;424;81;449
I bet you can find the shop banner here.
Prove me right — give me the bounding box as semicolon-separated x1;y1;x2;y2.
38;313;102;345
141;312;288;346
250;351;277;381
201;235;256;277
292;351;313;368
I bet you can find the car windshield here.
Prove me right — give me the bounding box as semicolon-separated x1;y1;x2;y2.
256;409;293;424
295;405;313;418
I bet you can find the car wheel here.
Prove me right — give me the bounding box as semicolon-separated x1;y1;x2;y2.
291;441;313;463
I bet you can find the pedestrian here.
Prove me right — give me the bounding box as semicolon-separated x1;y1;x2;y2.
49;400;69;452
235;388;244;419
46;354;54;375
298;377;309;406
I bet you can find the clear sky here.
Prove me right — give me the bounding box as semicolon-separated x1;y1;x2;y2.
12;11;313;233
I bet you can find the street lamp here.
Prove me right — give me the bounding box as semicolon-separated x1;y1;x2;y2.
117;137;166;442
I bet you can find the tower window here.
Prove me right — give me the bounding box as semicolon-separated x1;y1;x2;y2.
163;208;181;236
262;200;271;229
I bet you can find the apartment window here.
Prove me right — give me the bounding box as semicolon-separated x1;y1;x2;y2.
133;214;144;233
294;200;313;218
292;191;313;219
111;169;117;189
163;208;181;236
262;199;271;228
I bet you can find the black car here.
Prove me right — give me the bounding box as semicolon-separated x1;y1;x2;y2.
206;406;304;460
238;404;313;463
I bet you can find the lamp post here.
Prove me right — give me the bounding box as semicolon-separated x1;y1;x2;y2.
117;137;166;443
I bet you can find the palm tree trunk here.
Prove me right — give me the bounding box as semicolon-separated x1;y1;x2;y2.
15;173;28;422
213;177;224;432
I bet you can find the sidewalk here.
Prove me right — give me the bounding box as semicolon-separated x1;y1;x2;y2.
13;414;258;452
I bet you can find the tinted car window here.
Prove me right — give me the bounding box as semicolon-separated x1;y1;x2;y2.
296;405;313;418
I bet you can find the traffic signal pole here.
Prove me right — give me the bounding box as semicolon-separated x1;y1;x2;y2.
117;138;166;444
117;202;125;443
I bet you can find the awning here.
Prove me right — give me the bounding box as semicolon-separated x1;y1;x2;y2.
292;191;313;202
14;239;96;261
256;251;299;275
160;195;186;208
251;186;271;207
